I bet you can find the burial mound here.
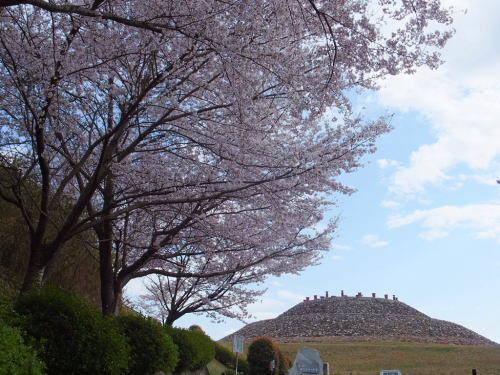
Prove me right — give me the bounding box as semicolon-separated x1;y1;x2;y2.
224;291;497;346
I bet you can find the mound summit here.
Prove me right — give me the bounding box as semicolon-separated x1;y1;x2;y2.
225;291;497;346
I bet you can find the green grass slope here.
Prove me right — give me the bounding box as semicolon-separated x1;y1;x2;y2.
207;359;233;375
278;341;500;375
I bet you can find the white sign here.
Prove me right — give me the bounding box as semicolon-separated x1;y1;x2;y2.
380;371;402;375
232;335;245;353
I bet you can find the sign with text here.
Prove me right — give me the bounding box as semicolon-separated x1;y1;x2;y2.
232;335;245;353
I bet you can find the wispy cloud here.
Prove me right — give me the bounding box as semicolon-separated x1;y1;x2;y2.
377;158;399;169
388;204;500;241
123;278;148;297
381;200;401;210
331;244;351;251
331;255;342;261
360;234;389;248
247;289;304;321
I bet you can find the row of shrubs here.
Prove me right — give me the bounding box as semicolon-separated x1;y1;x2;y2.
211;334;291;375
0;288;215;375
247;337;292;375
214;341;249;374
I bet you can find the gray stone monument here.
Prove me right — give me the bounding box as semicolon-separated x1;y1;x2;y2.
288;346;328;375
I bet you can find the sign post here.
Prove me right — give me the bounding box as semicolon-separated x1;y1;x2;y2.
232;335;245;375
269;359;276;374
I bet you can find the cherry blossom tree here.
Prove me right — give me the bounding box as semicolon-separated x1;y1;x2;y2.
0;1;453;313
139;263;266;325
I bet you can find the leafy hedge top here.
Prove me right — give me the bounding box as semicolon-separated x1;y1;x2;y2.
0;319;45;375
166;326;215;372
118;315;178;375
247;336;288;375
214;342;249;374
15;287;129;375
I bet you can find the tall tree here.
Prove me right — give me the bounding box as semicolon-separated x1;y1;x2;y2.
140;270;264;325
0;1;453;312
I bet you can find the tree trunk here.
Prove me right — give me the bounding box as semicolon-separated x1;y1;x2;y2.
98;171;123;315
21;243;50;292
165;315;175;326
99;238;115;315
21;261;46;292
98;212;122;315
99;251;123;316
112;285;122;315
99;269;123;315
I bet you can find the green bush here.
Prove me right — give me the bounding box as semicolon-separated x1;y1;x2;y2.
247;337;279;375
188;324;204;332
15;287;129;375
0;319;45;375
237;356;250;374
0;295;16;322
277;348;291;375
214;342;248;374
117;315;178;375
166;326;215;372
214;342;234;367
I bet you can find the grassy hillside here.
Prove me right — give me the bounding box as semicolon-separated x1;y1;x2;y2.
218;339;500;375
207;359;233;375
0;197;101;306
278;341;500;375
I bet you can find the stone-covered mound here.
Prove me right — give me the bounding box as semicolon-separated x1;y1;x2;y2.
224;295;497;346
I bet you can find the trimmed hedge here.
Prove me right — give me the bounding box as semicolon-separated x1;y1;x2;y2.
117;315;178;375
214;342;249;374
214;342;234;367
0;319;45;375
166;326;215;372
15;287;129;375
247;337;279;375
188;324;204;332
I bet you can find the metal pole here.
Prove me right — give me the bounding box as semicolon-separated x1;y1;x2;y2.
235;352;239;375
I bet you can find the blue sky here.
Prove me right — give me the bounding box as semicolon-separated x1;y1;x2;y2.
127;0;500;344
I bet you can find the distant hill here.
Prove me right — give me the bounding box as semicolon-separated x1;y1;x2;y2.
224;292;497;346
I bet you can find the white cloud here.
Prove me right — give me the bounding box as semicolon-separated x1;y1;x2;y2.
331;244;351;251
360;234;389;248
376;1;500;195
123;278;148;298
458;173;500;187
381;200;401;210
331;255;342;261
388;204;500;241
247;289;304;321
377;159;399;169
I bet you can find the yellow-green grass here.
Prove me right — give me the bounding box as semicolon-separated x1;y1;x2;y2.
207;359;230;375
218;339;500;375
278;341;500;375
207;358;246;375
